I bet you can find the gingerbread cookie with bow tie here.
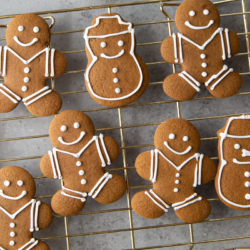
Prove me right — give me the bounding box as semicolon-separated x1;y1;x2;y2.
216;115;250;210
161;0;241;100
40;110;127;216
132;118;216;223
0;13;67;116
0;166;53;250
83;13;149;107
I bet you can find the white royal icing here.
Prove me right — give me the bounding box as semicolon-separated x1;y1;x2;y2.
101;42;106;48
115;88;121;94
112;68;118;73
225;28;231;58
61;125;67;132
202;63;207;68
84;15;143;101
61;183;87;202
183;136;189;142
17;180;23;186
172;193;198;207
234;144;240;150
217;115;250;208
174;188;179;192
13;36;38;47
243;149;250;157
58;131;86;146
0;190;27;200
203;9;209;15
50;48;55;77
0;83;21;104
24;67;30;73
185;20;214;30
178;71;201;92
4;180;10;186
164;141;192;155
245;171;250;178
173;196;202;210
169;133;175;140
200;54;206;59
172;33;178;63
74;122;80;129
18;26;24;32
113;78;119;83
189;11;195;16
145;189;169;212
118;40;124;46
22;86;27;92
33;26;39;33
81;179;87;185
24;77;29;83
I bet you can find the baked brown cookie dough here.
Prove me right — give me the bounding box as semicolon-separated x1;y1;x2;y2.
0;166;53;250
0;13;67;116
132;118;216;223
40;110;127;216
83;13;149;107
161;0;241;101
215;115;250;211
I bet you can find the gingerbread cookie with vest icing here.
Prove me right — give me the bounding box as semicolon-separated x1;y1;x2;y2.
83;13;149;107
161;0;241;101
0;13;67;116
132;118;216;223
0;166;53;250
40;110;127;216
215;115;250;210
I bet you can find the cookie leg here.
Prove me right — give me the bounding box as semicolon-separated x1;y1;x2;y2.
0;89;20;113
174;195;211;223
205;69;242;98
51;189;86;216
132;190;167;219
32;240;50;250
25;90;62;117
93;174;127;204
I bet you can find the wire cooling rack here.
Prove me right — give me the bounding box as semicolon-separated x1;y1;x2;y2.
0;0;250;249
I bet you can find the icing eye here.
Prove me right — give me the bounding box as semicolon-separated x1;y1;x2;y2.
189;11;195;17
203;9;209;15
17;180;23;186
183;136;189;142
4;180;10;187
33;26;39;33
169;133;175;140
61;125;67;132
234;144;241;150
74;122;80;129
100;42;106;48
18;26;24;32
118;40;124;46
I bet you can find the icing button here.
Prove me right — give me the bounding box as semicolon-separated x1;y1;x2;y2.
81;179;87;185
79;170;85;176
245;181;250;188
24;67;30;73
22;86;27;92
112;68;118;73
245;194;250;200
174;188;178;193
202;63;207;68
245;171;250;178
113;78;119;83
10;232;15;237
200;54;206;59
23;77;30;83
10;223;15;228
175;180;180;184
115;88;121;94
202;72;207;77
175;173;180;177
9;240;15;246
76;161;82;167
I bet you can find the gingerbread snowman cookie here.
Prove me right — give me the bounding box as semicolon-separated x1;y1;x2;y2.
0;166;53;250
132;118;216;223
216;115;250;210
161;0;241;101
83;13;149;107
0;13;67;116
40;110;127;216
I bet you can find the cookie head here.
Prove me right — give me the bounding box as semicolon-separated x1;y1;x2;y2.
49;110;95;152
84;13;133;58
0;166;36;204
155;118;200;161
219;115;250;165
175;0;220;36
6;13;50;50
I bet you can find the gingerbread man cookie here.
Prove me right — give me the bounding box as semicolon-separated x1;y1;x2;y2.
161;0;241;101
40;110;127;216
0;166;53;250
83;13;149;107
216;115;250;210
0;13;67;116
132;118;216;223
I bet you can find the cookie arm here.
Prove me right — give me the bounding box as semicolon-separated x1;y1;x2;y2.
135;151;151;181
161;34;180;65
40;152;56;179
37;202;53;230
49;49;67;78
200;155;217;184
223;29;240;58
99;135;120;164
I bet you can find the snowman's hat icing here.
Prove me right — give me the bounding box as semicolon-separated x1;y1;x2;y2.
84;14;133;38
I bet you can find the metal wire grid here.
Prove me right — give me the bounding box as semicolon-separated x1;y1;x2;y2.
0;0;249;249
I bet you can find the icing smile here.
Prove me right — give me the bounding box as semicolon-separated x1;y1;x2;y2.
100;49;124;59
185;20;214;30
0;190;27;200
58;131;86;146
13;36;38;47
164;141;192;155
